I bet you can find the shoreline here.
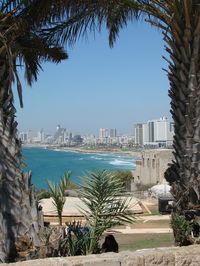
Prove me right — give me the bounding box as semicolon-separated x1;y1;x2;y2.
22;143;142;158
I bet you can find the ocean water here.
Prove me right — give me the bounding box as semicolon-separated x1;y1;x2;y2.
22;147;136;189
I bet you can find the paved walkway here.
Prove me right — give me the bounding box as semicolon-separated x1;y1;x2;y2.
139;215;170;222
108;226;172;234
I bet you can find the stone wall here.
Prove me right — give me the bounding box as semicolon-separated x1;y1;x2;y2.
131;149;174;190
2;245;200;266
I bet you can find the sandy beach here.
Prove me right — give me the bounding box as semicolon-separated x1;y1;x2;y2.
22;143;142;158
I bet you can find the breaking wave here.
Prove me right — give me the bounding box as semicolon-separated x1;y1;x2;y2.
109;159;135;167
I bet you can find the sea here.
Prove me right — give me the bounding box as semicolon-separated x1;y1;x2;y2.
22;147;136;190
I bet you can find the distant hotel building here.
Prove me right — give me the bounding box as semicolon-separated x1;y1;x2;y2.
134;117;174;147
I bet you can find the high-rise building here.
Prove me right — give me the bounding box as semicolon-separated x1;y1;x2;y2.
134;117;174;147
37;128;45;143
148;121;155;142
134;123;143;145
142;123;149;144
26;129;32;143
154;117;168;142
19;132;28;142
169;122;174;132
109;128;117;138
147;117;174;146
99;128;109;139
54;125;71;144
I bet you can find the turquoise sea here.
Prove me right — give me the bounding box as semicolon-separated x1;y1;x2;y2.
22;147;136;190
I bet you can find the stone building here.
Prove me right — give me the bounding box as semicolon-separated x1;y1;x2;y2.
131;149;174;190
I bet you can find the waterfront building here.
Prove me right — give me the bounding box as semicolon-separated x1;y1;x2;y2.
99;128;109;145
117;134;134;147
147;117;173;147
134;117;174;147
54;126;71;145
142;123;149;145
134;123;143;145
19;132;28;142
83;134;97;146
99;128;109;139
44;134;54;144
37;129;45;143
72;135;83;145
167;122;174;146
109;128;117;138
148;121;155;142
27;129;33;143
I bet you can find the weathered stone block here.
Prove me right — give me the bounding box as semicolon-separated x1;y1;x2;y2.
120;251;145;266
145;251;175;266
175;255;200;266
174;245;200;266
121;256;144;266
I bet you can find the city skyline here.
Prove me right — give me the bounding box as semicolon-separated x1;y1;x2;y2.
15;21;171;135
19;115;173;149
19;115;173;137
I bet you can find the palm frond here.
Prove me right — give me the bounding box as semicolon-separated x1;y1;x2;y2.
47;170;72;225
41;0;143;48
79;170;135;253
15;32;68;86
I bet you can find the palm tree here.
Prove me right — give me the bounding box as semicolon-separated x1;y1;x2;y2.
1;1;143;261
48;171;71;226
46;0;200;246
79;170;135;254
0;1;140;261
0;3;68;262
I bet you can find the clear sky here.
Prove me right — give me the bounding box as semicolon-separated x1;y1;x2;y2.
15;20;170;136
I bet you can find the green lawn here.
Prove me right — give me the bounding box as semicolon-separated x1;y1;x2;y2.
118;233;174;252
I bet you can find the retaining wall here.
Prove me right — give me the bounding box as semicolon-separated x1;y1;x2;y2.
2;245;200;266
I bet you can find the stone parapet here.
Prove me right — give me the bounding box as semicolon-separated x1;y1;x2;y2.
2;245;200;266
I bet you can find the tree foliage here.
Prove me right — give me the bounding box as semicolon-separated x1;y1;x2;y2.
79;170;135;254
47;170;72;225
60;221;91;256
114;170;133;191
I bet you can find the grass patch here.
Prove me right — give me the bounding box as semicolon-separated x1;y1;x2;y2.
118;233;174;251
149;209;160;215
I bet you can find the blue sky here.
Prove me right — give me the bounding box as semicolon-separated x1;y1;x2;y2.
15;21;170;136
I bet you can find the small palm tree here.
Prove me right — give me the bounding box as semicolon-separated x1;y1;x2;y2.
79;170;135;254
48;171;72;226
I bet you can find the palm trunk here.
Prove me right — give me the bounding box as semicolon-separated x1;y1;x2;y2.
0;34;41;262
164;2;200;245
58;212;62;226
